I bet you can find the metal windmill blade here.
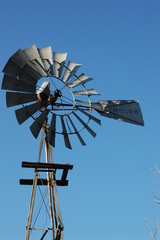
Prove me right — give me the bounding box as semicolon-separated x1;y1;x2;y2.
6;92;38;107
38;46;53;76
23;44;47;77
68;73;93;88
1;43;144;150
62;61;81;83
15;102;42;125
3;58;38;85
30;108;49;138
47;113;56;147
53;52;67;78
2;74;36;93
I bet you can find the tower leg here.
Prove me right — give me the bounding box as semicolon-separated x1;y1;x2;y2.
44;137;55;239
49;145;64;240
25;128;45;240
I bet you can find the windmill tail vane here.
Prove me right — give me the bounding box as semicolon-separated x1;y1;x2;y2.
1;43;144;240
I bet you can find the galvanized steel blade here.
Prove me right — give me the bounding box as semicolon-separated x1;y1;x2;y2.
94;100;144;126
10;49;29;67
15;102;42;125
10;49;41;80
23;44;47;77
53;52;67;78
72;112;96;138
2;59;38;85
62;61;81;83
74;99;91;107
3;59;21;78
72;89;99;96
38;46;53;76
68;73;93;88
77;108;101;125
2;74;36;93
67;115;86;146
37;81;50;97
60;116;72;149
47;114;56;147
6;92;38;107
30;108;49;138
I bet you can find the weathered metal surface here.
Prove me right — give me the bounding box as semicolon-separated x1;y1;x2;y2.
22;161;73;170
53;52;67;78
68;73;93;88
67;115;86;146
38;46;53;76
10;49;41;80
6;92;37;107
2;74;36;93
47;114;56;147
92;100;144;126
61;116;72;149
61;168;69;182
78;108;101;125
72;111;96;137
62;61;81;83
15;102;42;125
44;138;55;239
10;49;29;68
72;88;99;96
37;81;50;96
30;108;49;138
3;59;38;84
23;44;47;77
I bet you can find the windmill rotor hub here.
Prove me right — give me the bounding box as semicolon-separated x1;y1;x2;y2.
51;89;62;103
37;92;50;104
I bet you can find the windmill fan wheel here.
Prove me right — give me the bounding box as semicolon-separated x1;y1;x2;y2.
2;44;101;149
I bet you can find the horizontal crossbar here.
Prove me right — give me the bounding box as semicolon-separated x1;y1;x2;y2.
20;178;68;186
22;161;73;170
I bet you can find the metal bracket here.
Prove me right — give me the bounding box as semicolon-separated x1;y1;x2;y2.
20;161;73;187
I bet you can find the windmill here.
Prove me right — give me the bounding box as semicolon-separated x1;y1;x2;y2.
1;44;144;240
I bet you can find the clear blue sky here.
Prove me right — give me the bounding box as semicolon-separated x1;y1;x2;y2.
0;0;160;239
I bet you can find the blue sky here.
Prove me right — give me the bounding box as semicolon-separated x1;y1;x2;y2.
0;0;160;239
